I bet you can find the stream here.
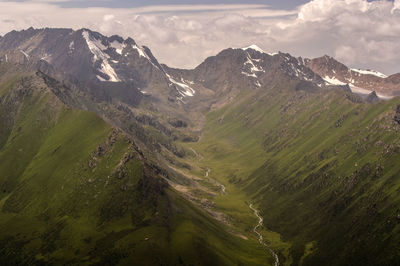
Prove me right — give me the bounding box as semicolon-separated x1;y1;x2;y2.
249;204;279;266
205;167;226;195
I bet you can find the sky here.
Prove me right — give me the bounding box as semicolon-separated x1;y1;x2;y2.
0;0;400;74
6;0;312;9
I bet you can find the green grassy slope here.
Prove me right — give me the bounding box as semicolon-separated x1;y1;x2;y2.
0;71;272;265
189;85;400;265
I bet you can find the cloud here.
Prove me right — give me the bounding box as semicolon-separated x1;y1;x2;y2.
278;0;400;73
0;0;399;74
392;0;400;13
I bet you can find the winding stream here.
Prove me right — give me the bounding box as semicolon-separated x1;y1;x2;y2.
249;204;279;266
189;148;278;264
205;167;226;194
189;147;204;162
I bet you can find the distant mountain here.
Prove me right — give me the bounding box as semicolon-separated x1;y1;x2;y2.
0;27;201;108
1;28;398;107
0;27;166;83
305;55;400;98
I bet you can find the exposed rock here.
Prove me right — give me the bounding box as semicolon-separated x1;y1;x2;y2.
335;115;347;128
168;118;188;128
95;145;105;156
295;80;319;93
118;170;126;179
200;198;216;208
88;160;96;168
345;92;363;103
394;104;400;125
366;91;379;104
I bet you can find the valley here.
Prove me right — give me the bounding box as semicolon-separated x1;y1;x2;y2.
0;27;400;265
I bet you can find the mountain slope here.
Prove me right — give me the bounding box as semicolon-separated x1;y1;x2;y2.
0;66;272;265
185;79;400;265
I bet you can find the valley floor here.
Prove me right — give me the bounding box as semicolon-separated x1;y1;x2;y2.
169;143;293;265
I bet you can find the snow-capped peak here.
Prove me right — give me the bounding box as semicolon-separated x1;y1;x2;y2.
241;44;277;56
242;44;265;53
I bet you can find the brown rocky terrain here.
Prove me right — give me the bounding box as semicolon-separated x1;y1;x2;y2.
305;55;400;97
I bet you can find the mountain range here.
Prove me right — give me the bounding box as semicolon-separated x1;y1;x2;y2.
1;27;400;266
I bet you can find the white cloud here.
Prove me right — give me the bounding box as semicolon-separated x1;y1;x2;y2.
392;0;400;13
281;0;400;74
0;0;399;74
335;45;356;64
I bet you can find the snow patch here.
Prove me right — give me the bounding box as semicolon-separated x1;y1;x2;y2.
351;68;387;78
323;76;347;85
20;50;29;60
244;56;265;73
241;52;264;84
82;30;120;82
241;44;277;56
133;45;147;58
40;53;51;63
131;44;161;70
99;62;120;82
241;71;257;78
82;31;106;63
286;61;315;83
166;73;195;97
96;75;106;82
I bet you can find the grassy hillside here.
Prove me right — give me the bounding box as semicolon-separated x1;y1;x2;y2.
188;85;400;265
4;62;399;265
0;71;272;265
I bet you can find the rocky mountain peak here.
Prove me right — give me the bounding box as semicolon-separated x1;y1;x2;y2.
0;28;167;83
305;54;400;98
1;27;400;105
124;37;137;46
241;44;278;56
305;55;349;80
